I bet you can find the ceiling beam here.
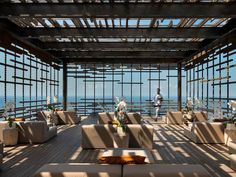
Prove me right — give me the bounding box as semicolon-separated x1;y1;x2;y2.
0;3;235;18
184;28;236;69
43;42;201;51
0;27;60;65
23;28;221;39
63;58;181;64
0;19;61;64
52;51;186;58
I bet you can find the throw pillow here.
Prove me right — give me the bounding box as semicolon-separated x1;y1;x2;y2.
98;155;146;164
14;118;25;122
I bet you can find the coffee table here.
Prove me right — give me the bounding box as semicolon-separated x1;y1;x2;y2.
100;148;155;164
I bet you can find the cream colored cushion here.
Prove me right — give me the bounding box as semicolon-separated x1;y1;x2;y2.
123;164;211;177
229;141;236;154
126;124;153;149
57;111;80;125
194;111;208;122
184;122;225;144
81;124;116;149
125;112;142;124
166;111;183;125
98;112;141;124
98;112;114;124
34;163;122;177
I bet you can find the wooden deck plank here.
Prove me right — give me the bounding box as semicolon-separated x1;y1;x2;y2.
1;116;236;177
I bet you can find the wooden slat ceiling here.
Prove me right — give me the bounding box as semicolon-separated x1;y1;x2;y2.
0;0;235;64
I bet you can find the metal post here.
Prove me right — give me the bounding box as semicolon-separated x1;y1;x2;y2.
63;61;68;111
178;63;182;111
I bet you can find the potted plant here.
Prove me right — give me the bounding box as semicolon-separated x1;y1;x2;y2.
227;100;236;130
113;97;128;135
2;101;16;128
1;101;18;146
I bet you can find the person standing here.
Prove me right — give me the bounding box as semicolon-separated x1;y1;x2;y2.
152;88;163;121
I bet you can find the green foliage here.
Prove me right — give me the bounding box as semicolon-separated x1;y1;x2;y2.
7;117;13;128
47;105;55;111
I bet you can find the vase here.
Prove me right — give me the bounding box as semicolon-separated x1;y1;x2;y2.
117;126;125;135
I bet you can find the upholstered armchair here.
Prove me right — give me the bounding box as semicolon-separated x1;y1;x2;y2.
37;111;59;125
17;121;57;144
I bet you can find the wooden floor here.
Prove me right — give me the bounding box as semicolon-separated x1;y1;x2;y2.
1;116;236;177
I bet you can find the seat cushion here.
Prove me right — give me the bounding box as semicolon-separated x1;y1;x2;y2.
166;111;183;125
99;155;145;164
33;163;122;177
229;141;236;154
123;164;211;177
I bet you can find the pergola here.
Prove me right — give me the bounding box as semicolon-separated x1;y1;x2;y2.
0;0;235;114
1;2;236;177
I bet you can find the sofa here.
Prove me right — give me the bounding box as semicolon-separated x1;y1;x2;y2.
17;121;57;144
33;163;211;177
98;112;142;124
184;122;225;143
37;111;59;125
81;124;153;149
37;110;80;125
56;111;80;125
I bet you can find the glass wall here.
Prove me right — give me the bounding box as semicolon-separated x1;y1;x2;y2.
67;63;185;116
0;45;61;120
185;42;236;119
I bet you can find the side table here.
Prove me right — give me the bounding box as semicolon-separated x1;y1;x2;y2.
113;132;129;148
0;122;18;146
3;128;18;146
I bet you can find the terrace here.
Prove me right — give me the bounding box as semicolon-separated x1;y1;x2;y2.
0;0;236;177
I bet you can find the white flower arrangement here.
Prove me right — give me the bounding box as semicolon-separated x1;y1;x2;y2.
4;101;15;112
194;97;205;109
228;100;236;112
46;96;51;105
186;97;193;112
113;97;128;129
53;95;58;103
2;101;15;127
228;100;236;124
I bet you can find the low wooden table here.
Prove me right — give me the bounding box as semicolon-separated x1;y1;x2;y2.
100;148;155;164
